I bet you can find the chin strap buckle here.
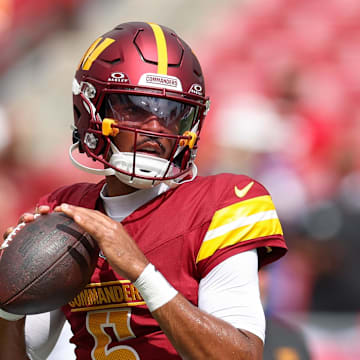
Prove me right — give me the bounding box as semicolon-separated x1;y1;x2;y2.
102;118;119;136
179;131;197;149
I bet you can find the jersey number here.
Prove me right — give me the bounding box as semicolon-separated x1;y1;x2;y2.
86;309;140;360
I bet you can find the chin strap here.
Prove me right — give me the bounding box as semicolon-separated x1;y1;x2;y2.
177;163;197;185
69;142;115;176
69;142;197;188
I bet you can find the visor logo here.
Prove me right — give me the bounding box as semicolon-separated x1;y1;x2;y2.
108;72;129;83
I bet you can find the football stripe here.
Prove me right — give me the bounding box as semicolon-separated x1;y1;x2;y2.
148;22;168;74
196;216;282;263
207;195;276;231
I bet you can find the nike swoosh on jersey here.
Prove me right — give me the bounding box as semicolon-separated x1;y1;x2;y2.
234;181;254;198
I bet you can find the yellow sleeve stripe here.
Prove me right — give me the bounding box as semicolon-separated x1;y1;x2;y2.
148;22;168;75
204;209;280;242
196;195;283;263
208;195;276;231
196;215;282;263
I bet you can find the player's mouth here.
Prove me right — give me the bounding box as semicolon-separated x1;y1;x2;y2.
136;138;165;157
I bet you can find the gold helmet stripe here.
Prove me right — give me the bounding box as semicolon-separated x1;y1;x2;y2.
78;37;102;70
148;22;168;75
80;37;115;71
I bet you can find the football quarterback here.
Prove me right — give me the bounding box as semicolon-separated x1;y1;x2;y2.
1;22;287;360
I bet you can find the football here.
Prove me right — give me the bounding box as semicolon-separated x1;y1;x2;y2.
0;212;99;315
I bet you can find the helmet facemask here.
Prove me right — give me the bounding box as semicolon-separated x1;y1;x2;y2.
71;84;205;189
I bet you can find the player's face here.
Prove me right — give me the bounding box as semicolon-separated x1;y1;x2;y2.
103;94;196;159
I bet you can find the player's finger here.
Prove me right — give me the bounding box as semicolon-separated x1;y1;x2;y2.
35;205;51;215
56;204;110;227
4;207;51;242
57;204;117;239
55;204;96;229
3;227;14;240
18;212;37;224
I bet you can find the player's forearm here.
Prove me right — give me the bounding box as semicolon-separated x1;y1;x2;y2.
151;293;263;360
0;318;30;359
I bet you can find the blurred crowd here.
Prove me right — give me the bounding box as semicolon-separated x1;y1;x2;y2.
194;0;360;358
1;0;360;358
0;0;101;236
196;0;360;314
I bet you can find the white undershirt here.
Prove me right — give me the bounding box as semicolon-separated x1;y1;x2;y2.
26;184;265;360
100;182;170;222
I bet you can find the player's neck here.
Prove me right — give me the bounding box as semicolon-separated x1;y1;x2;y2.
105;176;138;196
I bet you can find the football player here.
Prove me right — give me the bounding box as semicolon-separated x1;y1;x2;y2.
0;22;287;359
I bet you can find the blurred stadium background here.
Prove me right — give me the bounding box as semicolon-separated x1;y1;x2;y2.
1;0;360;359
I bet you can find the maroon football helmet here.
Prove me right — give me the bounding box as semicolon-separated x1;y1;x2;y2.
70;21;210;188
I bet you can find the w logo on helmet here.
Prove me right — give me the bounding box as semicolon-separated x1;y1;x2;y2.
78;37;115;71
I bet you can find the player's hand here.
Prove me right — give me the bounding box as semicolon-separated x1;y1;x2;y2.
55;203;149;282
2;205;51;241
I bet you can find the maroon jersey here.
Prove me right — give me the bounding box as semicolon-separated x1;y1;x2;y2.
38;173;287;359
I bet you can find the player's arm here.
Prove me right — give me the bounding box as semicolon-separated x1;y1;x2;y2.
57;203;263;359
0;318;29;359
151;293;263;359
0;308;71;360
135;251;264;359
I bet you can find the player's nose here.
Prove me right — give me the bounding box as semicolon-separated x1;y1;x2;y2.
140;116;167;133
